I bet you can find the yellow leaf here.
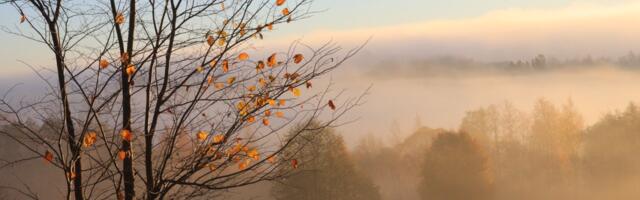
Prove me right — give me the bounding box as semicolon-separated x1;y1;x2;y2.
196;66;204;73
238;52;249;61
236;101;247;111
259;78;267;87
293;54;304;64
291;88;301;97
218;38;226;46
197;131;208;141
99;59;110;69
115;13;125;25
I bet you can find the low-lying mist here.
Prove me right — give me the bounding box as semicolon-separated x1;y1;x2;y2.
331;55;640;147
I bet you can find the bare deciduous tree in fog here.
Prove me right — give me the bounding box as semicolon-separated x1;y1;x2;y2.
0;0;363;199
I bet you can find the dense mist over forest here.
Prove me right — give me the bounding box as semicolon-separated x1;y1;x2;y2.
4;54;640;199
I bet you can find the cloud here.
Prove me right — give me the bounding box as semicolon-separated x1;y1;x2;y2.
263;1;640;61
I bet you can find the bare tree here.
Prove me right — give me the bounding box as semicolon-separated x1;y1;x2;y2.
0;0;364;199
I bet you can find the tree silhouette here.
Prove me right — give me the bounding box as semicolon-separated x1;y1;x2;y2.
272;122;380;200
418;132;494;200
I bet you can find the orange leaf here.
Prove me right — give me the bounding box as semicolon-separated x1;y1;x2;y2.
44;150;53;163
276;0;285;6
306;81;312;89
126;64;136;76
215;83;225;89
227;76;236;84
275;111;284;118
213;134;225;143
247;85;256;92
207;35;215;46
121;52;129;63
293;54;304;64
291;159;298;169
238;159;249;170
267;23;274;30
328;100;336;110
67;171;76;180
264;109;272;117
207;75;214;85
118;150;127;160
256;61;265;71
268;155;277;163
247;116;256;123
282;8;290;16
267;53;277;67
222;59;229;73
268;99;276;106
99;59;110;69
115;13;125;25
83;131;97;147
120;129;133;142
197;131;208;142
279;99;286;106
238;52;249;61
19;14;26;23
262;118;270;126
248;148;260;160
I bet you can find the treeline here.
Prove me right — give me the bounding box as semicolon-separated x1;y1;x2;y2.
352;99;640;200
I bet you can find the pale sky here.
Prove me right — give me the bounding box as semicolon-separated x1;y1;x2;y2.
1;0;639;77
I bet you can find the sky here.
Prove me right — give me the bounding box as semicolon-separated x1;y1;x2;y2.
2;0;640;77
